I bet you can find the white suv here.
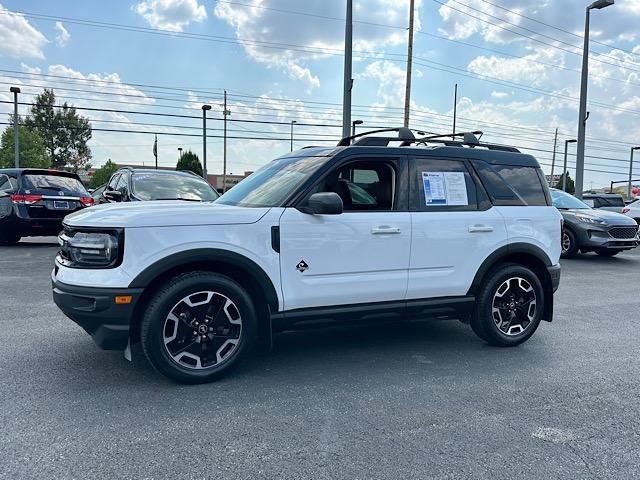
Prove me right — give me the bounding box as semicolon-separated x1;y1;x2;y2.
52;129;562;383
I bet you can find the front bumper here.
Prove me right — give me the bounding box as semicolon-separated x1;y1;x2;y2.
573;225;639;251
52;270;142;350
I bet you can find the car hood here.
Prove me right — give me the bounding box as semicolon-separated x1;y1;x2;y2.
64;201;271;228
559;208;636;225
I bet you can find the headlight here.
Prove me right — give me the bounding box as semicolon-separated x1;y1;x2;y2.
575;214;606;225
58;228;123;268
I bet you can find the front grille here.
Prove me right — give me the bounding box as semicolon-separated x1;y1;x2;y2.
609;226;639;239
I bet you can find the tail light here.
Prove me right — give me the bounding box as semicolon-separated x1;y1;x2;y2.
622;207;630;214
79;197;94;207
11;194;43;205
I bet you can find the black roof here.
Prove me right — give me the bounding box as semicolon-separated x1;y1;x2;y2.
0;168;80;178
291;128;542;168
116;167;203;178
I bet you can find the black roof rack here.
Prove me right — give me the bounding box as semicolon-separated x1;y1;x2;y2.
336;127;521;153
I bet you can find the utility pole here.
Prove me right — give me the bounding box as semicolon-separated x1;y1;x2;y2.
290;120;297;152
222;90;231;193
563;139;577;192
202;104;211;181
576;0;615;199
10;87;20;168
452;83;458;139
403;0;415;128
342;0;353;139
629;147;640;198
550;128;559;179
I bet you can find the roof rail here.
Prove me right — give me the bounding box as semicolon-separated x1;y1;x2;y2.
337;127;521;153
337;127;416;146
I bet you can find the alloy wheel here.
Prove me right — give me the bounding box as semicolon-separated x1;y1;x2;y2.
491;277;537;336
561;232;571;255
162;291;242;369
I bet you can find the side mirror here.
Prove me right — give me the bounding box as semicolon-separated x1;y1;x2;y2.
104;190;123;202
300;192;343;215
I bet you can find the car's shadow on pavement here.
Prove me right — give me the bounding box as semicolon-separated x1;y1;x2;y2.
42;318;526;390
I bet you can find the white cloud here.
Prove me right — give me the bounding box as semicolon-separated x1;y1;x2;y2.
54;22;70;47
0;4;48;59
134;0;207;32
491;91;508;98
214;0;423;89
20;63;41;74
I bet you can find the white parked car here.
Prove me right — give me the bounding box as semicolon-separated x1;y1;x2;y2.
52;128;562;383
622;198;640;224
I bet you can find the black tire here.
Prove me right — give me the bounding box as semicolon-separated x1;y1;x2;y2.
471;264;544;347
141;271;258;384
0;232;21;245
595;249;619;257
561;229;579;259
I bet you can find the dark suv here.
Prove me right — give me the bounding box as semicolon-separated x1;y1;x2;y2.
582;193;626;213
98;168;219;204
0;169;93;245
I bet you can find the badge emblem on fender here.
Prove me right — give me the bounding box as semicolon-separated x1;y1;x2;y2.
296;260;308;273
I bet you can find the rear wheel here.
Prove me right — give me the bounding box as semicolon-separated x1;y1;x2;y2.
0;232;21;245
141;271;258;384
595;249;619;257
561;229;578;258
471;264;544;347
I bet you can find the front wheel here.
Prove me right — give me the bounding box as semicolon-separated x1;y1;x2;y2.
141;272;258;384
470;264;544;347
561;229;578;258
595;249;619;257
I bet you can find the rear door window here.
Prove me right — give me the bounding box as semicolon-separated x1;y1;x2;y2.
21;174;88;196
409;158;478;211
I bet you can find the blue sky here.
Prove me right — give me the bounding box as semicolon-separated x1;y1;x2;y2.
1;0;640;188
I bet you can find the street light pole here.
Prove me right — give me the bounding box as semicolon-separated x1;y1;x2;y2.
290;120;296;152
628;147;640;198
342;0;353;139
575;0;615;199
178;147;183;160
452;83;458;139
202;104;211;181
352;119;363;137
563;139;577;192
10;87;20;168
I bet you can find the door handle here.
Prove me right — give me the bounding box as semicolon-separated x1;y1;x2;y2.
469;224;494;233
372;226;401;235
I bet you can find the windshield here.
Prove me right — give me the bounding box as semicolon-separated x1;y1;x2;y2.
551;189;590;209
132;173;218;201
22;173;88;195
216;155;328;207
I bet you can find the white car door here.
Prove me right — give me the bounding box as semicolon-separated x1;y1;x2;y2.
406;156;508;301
278;156;411;311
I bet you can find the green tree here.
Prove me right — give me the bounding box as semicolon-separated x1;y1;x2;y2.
0;124;49;169
555;172;575;195
176;150;203;177
89;159;119;188
24;89;92;171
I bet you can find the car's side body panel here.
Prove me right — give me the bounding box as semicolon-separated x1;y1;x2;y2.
496;206;562;266
407;208;509;299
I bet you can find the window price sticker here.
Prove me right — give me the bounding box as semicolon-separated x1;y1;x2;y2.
422;172;468;206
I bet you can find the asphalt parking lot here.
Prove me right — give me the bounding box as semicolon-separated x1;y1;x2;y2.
1;238;639;479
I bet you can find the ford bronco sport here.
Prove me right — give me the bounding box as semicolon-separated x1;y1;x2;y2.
52;128;562;384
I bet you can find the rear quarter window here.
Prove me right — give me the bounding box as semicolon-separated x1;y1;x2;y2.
474;161;548;206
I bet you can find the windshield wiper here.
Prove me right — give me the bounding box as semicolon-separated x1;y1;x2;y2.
35;185;65;191
155;197;201;202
